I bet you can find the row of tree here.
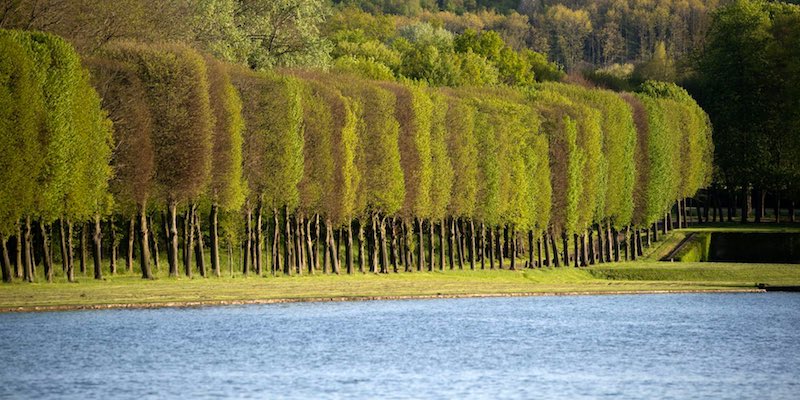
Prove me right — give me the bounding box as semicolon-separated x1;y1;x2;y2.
0;30;712;283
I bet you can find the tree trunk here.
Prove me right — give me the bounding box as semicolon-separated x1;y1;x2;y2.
127;215;135;273
561;232;569;267
572;233;579;267
775;193;781;224
58;219;68;275
23;217;33;282
373;215;382;273
332;221;341;274
358;219;366;273
652;222;658;242
683;198;689;227
379;217;389;274
740;187;749;223
416;217;424;272
194;207;206;277
428;220;435;271
469;220;477;270
550;232;560;267
210;204;220;277
139;204;152;279
243;206;252;276
256;202;264;275
588;228;596;265
272;208;281;275
528;230;534;269
605;223;613;263
579;233;587;267
536;236;543;268
184;206;195;277
40;222;53;282
509;228;517;270
458;220;466;269
307;216;316;274
636;229;644;256
1;233;11;283
497;226;504;269
542;232;550;267
79;222;86;275
109;217;117;275
488;225;495;269
595;224;604;263
790;201;796;223
91;215;103;280
283;206;293;276
479;222;486;270
449;218;457;270
343;219;352;274
167;200;179;277
296;216;305;275
612;227;620;262
630;228;637;261
439;219;445;271
149;216;158;272
390;218;400;273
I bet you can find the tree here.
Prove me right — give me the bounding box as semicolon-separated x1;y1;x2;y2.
104;42;214;277
205;57;247;277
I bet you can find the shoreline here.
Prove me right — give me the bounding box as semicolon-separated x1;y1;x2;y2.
0;288;765;313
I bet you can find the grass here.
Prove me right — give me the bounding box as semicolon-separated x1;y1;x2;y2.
2;222;799;311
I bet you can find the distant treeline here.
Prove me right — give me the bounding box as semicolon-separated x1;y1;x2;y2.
0;29;712;283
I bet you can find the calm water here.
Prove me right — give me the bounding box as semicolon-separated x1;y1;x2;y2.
1;293;799;399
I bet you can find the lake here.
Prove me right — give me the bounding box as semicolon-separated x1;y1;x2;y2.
1;293;799;399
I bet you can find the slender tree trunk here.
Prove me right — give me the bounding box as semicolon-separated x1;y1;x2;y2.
536;236;543;268
358;219;366;273
209;204;219;277
416;217;424;272
256;202;264;276
379;217;389;274
439;219;445;271
23;217;33;282
636;229;644;256
775;193;781;224
542;232;550;267
612;227;620;262
283;206;293;276
1;233;11;283
496;225;504;269
458;220;466;269
92;215;103;280
630;228;637;261
307;216;315;274
272;208;281;275
390;218;400;273
469;220;476;270
595;224;604;264
579;233;587;267
428;220;435;271
296;216;305;275
508;225;517;271
550;232;560;267
479;222;486;270
487;225;495;269
449;218;457;270
343;219;352;274
58;219;68;274
194;207;206;277
528;230;534;269
314;215;322;273
741;186;750;223
79;222;86;275
243;206;252;276
373;215;381;273
572;233;579;267
109;217;117;275
184;206;195;278
168;200;179;277
605;223;613;263
588;229;595;265
40;222;52;282
652;222;658;242
14;222;22;279
139;204;152;279
127;215;135;273
332;221;341;274
561;232;569;266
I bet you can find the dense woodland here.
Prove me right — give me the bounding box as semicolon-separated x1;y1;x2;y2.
0;0;797;283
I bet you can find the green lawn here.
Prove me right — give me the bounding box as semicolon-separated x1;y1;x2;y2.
2;223;798;312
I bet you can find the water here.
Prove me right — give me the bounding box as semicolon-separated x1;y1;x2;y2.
1;293;799;399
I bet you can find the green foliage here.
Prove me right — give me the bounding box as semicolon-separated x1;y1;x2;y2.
104;41;214;204
442;90;478;218
205;57;247;212
0;34;43;234
427;91;453;221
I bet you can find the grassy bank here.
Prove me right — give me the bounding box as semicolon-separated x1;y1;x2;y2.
1;262;795;311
